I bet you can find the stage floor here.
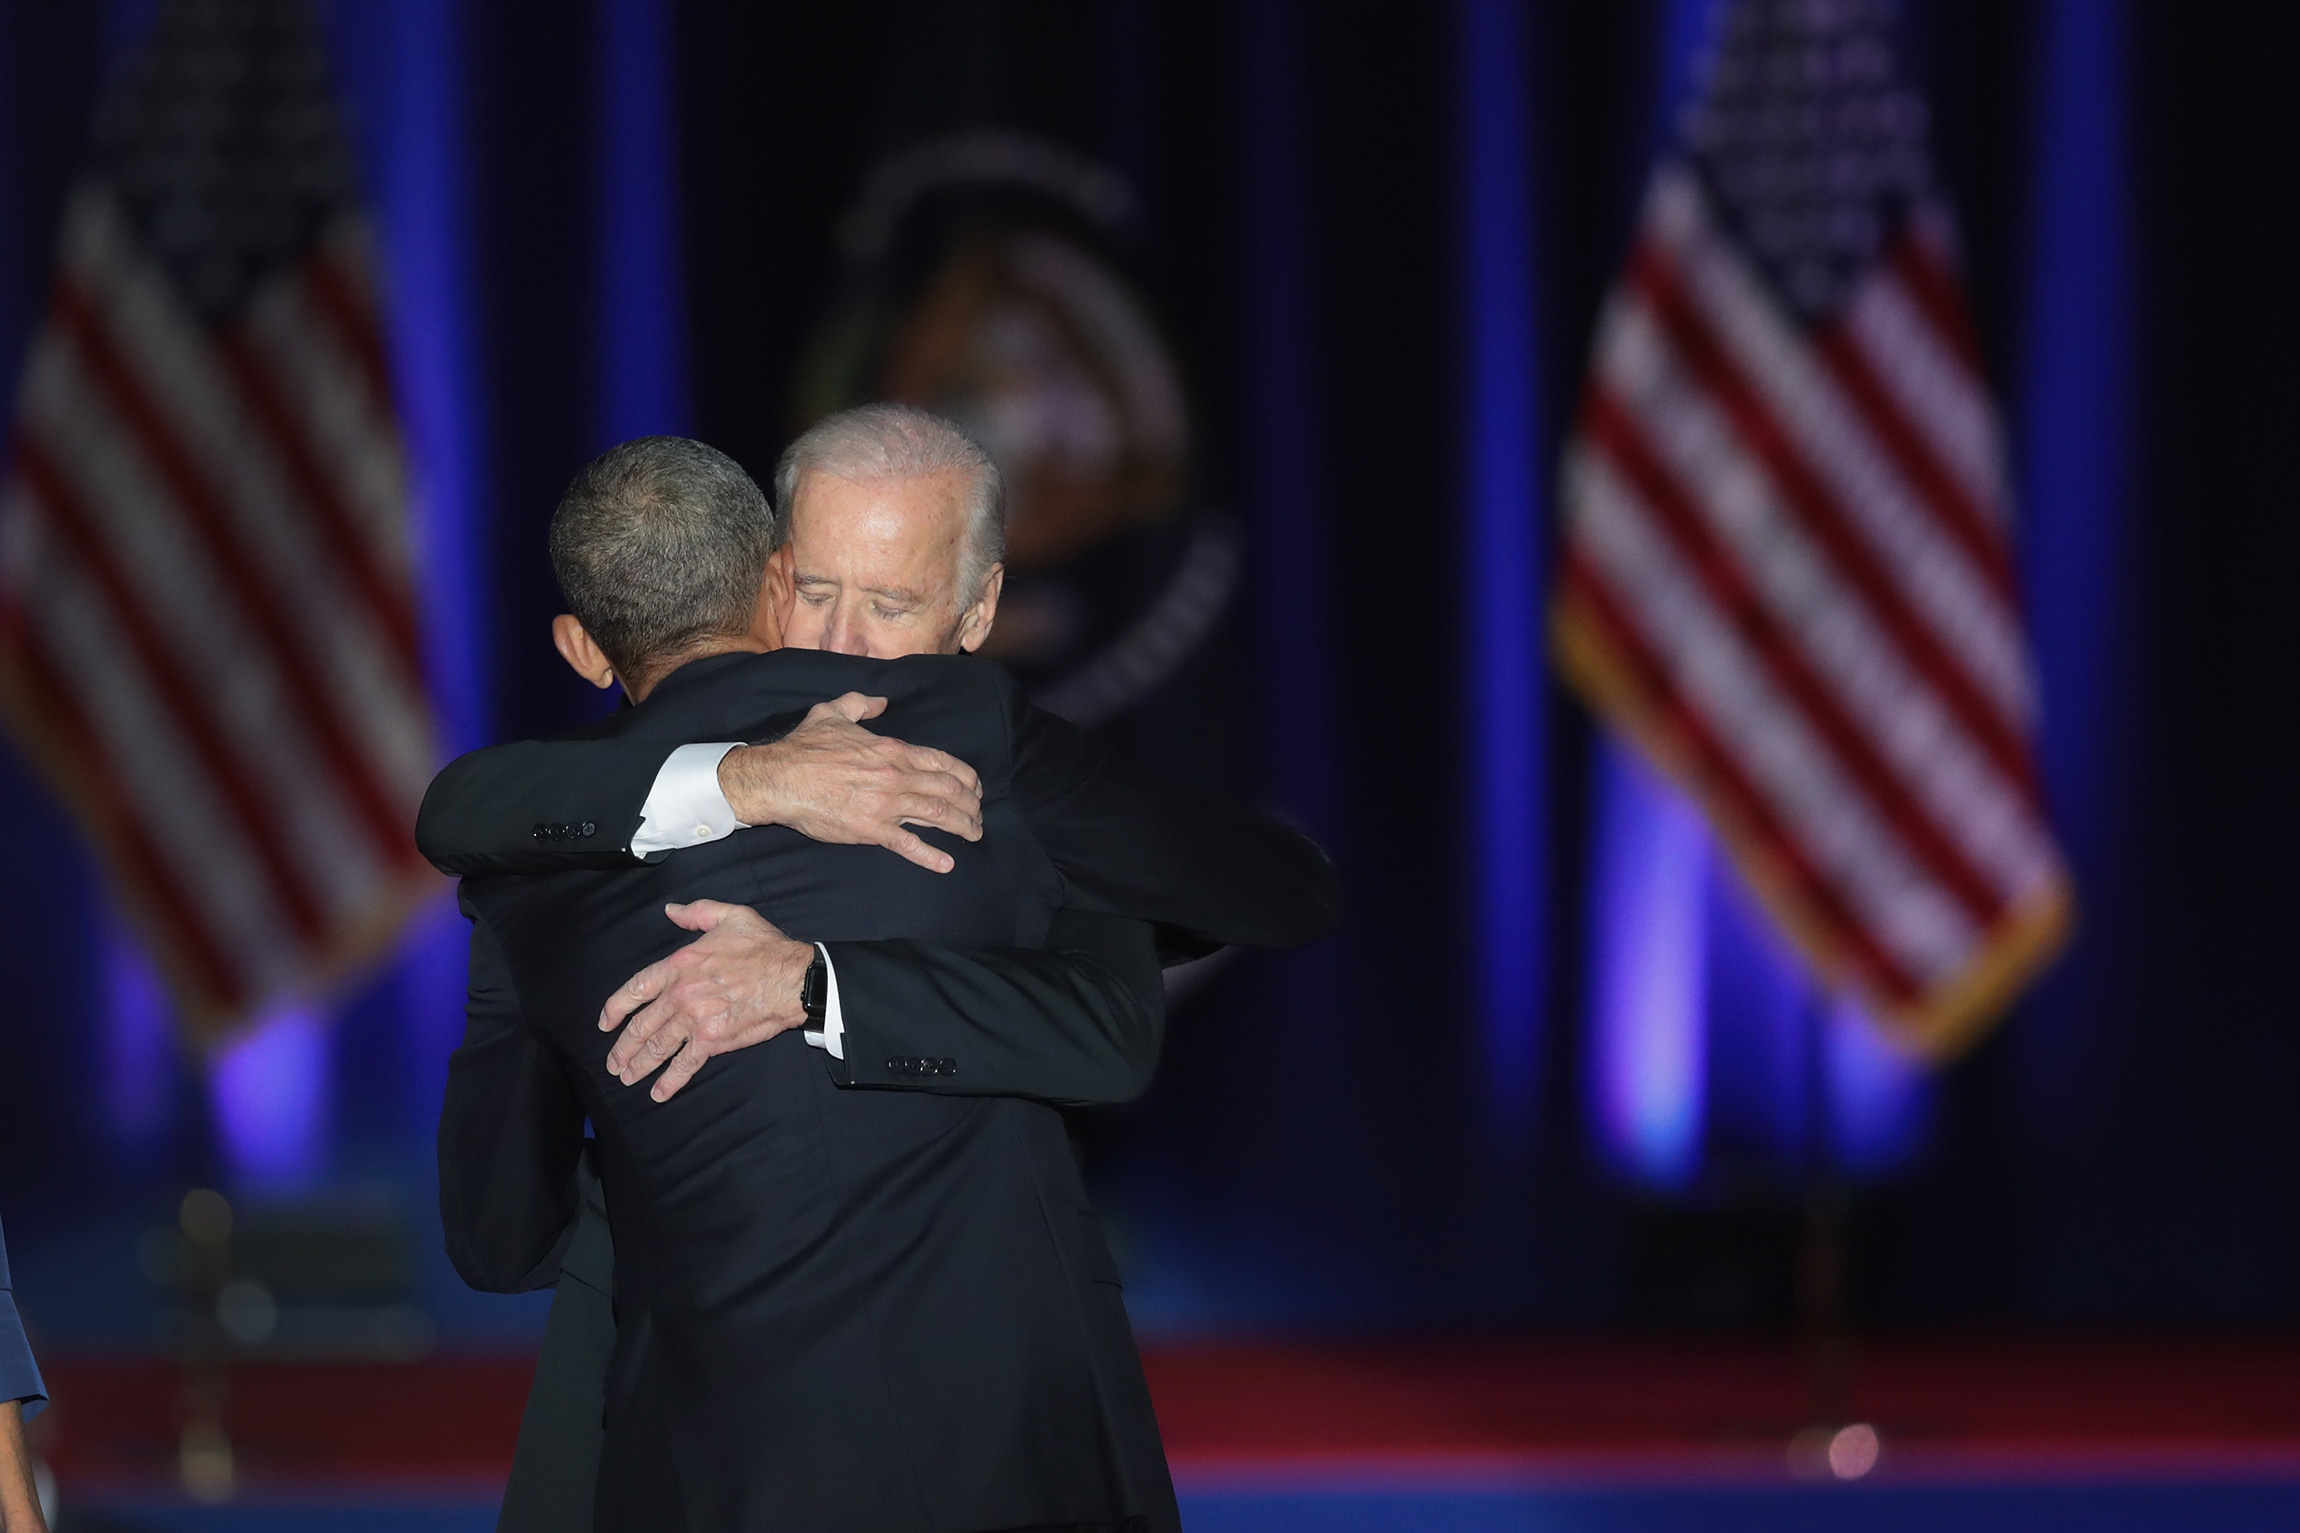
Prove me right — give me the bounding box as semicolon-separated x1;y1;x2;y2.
42;1337;2300;1530
59;1475;2300;1532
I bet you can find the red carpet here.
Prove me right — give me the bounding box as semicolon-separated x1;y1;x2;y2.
1146;1337;2300;1470
37;1336;2300;1487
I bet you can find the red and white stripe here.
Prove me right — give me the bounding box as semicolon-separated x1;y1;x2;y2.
0;183;436;1033
1557;163;2069;1051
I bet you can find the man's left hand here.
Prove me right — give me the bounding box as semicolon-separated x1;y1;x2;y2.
720;693;982;873
600;900;814;1102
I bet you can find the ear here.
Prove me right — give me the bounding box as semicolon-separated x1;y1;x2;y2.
954;563;1005;654
750;546;795;648
552;614;619;690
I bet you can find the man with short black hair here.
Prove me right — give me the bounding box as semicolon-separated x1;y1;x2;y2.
545;433;782;695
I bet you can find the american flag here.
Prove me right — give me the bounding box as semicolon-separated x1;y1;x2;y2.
1553;0;2069;1056
0;0;436;1039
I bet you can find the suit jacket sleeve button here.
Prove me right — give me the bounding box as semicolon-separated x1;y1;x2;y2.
581;821;596;836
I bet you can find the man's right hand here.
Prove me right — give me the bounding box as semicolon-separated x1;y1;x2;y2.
601;901;814;1102
720;693;982;873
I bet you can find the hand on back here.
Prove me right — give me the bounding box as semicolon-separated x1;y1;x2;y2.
601;694;983;1100
722;692;981;874
600;901;815;1102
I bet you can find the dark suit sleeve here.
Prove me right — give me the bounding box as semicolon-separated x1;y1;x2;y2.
821;909;1162;1105
0;1216;45;1418
1009;689;1341;957
437;891;588;1293
417;737;679;877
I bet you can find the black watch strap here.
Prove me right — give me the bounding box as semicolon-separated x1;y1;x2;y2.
800;947;829;1026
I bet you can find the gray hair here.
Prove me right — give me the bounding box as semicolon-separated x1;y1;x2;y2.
772;403;1006;601
549;436;776;684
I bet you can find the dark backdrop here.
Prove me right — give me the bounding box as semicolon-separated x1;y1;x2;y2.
0;0;2294;1337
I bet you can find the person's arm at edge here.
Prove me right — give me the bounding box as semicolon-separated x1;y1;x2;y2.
438;891;587;1293
0;1402;41;1533
0;1218;45;1533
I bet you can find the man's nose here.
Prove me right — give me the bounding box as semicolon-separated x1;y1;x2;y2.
823;608;872;657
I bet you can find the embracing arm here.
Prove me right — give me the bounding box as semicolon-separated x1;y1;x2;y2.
417;736;673;877
1010;696;1341;957
820;909;1164;1103
587;681;1337;1099
437;894;587;1293
602;903;1164;1107
416;695;982;878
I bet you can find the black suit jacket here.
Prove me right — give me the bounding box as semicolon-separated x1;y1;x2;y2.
418;665;1337;961
443;649;1333;1532
422;655;1336;1109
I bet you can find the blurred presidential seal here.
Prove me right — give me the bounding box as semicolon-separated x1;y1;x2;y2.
793;131;1239;729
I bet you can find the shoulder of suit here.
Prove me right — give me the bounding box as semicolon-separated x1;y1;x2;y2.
627;649;1015;724
540;710;632;742
881;651;1014;696
931;657;1029;737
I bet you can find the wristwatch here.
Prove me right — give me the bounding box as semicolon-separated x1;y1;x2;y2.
800;947;828;1027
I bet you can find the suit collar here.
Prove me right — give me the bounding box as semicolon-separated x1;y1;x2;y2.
610;647;997;741
618;647;934;740
641;647;984;707
642;648;765;703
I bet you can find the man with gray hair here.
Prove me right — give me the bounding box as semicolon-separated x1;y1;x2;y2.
770;401;1009;660
425;421;1336;1531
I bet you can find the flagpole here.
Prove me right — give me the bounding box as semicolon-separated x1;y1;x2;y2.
1795;985;1852;1435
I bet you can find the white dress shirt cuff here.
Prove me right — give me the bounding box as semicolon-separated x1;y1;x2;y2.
631;742;745;858
800;944;845;1060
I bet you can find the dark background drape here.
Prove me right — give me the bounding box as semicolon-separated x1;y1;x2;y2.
0;0;2295;1340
